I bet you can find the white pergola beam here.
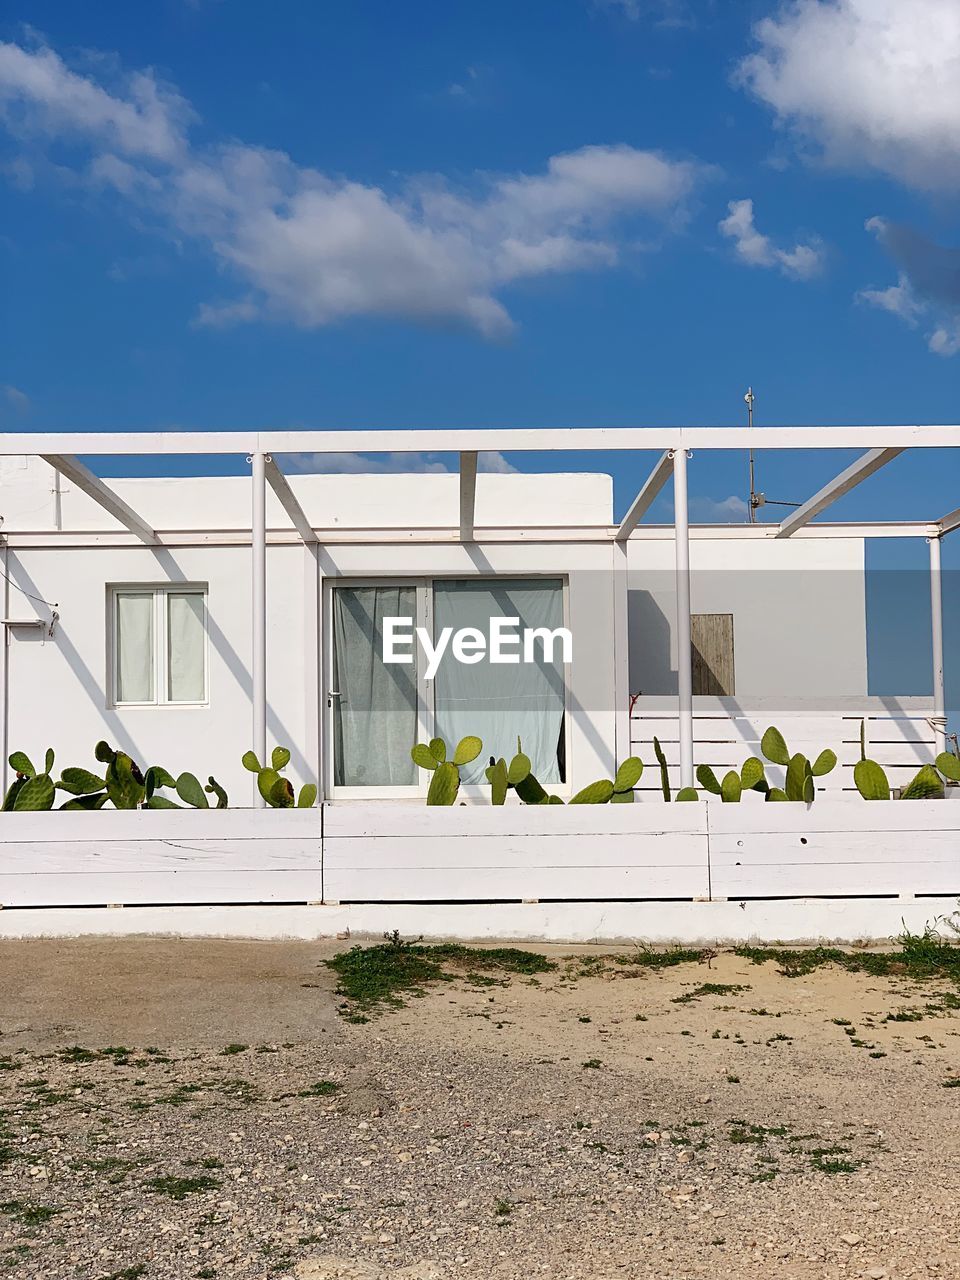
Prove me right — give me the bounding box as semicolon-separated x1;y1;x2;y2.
2;424;960;456
775;447;904;539
459;452;478;542
939;505;960;536
615;451;673;542
41;455;158;545
264;456;317;544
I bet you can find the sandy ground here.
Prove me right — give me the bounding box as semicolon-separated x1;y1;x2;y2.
0;936;958;1280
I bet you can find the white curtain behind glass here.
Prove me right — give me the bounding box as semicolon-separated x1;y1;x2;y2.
167;592;205;702
116;592;154;703
333;586;418;786
433;580;565;784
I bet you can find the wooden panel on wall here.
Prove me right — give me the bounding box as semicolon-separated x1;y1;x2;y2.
691;613;734;696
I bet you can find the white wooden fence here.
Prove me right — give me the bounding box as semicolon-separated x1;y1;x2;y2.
0;795;957;909
630;696;938;796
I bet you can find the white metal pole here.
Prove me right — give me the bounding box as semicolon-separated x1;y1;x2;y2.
673;448;694;790
929;534;946;756
252;451;267;806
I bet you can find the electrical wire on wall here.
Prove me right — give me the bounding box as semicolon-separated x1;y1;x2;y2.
0;520;60;633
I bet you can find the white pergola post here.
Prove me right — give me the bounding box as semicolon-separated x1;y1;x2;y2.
672;448;694;790
251;451;267;806
929;534;947;755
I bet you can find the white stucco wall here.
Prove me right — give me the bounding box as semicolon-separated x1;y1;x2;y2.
626;534;868;698
0;461;618;803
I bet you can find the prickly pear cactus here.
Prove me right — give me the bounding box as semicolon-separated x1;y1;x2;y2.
485;758;509;806
696;764;721;796
785;753;814;804
854;758;890;800
427;761;460;806
936;751;960;783
613;757;643;796
652;736;671;802
900;763;944;801
176;772;209;808
720;770;742;803
569;779;615;804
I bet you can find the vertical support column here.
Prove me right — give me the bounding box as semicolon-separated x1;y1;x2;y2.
929;534;946;755
252;451;267;807
611;539;631;771
673;447;694;790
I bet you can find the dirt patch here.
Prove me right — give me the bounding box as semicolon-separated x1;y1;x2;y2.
0;936;958;1279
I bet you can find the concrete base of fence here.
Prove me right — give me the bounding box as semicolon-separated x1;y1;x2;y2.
1;896;956;946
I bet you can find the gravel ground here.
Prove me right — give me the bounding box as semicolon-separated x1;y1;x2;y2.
0;936;958;1280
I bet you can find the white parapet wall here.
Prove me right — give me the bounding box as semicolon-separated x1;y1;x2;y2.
0;799;957;943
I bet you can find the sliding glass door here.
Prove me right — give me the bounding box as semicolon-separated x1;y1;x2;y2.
331;584;422;789
328;578;567;796
432;580;565;784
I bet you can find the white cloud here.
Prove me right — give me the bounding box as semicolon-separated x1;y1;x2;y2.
859;216;960;356
689;494;749;522
736;0;960;191
1;383;29;411
718;198;824;280
282;451;516;475
856;274;922;326
0;39;710;339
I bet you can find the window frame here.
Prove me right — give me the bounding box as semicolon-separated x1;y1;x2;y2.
108;583;210;709
324;574;570;800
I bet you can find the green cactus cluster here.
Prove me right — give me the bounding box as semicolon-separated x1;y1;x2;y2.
1;743;229;810
412;735;644;806
854;720;960;801
242;746;318;808
409;736;483;805
692;726;835;804
652;736;698;802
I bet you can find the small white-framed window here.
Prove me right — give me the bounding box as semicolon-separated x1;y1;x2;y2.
110;585;208;707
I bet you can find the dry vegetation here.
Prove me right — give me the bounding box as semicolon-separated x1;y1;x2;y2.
0;927;959;1279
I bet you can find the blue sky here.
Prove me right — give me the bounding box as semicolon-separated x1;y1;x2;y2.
0;0;958;707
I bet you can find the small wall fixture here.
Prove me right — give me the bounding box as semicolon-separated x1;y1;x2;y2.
2;611;59;642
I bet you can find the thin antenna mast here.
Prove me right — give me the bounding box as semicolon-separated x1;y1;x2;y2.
745;387;757;523
743;387;800;517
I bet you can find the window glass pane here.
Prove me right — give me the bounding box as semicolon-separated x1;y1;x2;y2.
433;579;565;784
116;592;154;703
333;585;418;786
167;593;206;702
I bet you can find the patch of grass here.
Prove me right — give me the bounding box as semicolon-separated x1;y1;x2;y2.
941;1078;960;1088
736;927;960;984
0;1200;62;1228
145;1175;221;1201
726;1074;740;1084
220;1044;248;1056
102;1266;148;1280
671;983;748;1004
811;1154;862;1174
581;1059;603;1070
326;939;554;1017
493;1198;513;1218
297;1081;341;1098
58;1045;99;1064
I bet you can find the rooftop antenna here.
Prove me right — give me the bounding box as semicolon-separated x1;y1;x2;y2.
745;386;758;523
744;387;800;522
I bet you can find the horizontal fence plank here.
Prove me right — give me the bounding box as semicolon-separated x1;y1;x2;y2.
322;861;708;902
711;859;960;899
0;841;320;875
322;803;707;839
0;809;320;842
322;833;703;870
0;871;322;909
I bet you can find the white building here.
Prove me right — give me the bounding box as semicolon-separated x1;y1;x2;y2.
0;428;956;944
0;433;946;806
